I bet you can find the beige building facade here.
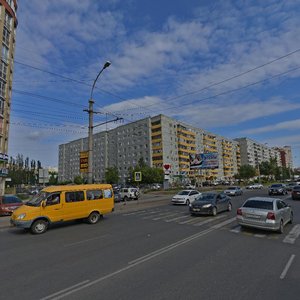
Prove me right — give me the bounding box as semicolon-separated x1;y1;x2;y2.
0;0;17;195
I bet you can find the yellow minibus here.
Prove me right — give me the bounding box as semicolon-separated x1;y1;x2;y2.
10;184;114;234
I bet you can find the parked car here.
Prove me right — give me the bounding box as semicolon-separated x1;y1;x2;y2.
236;197;293;233
189;192;232;216
0;195;23;216
286;182;298;192
224;186;243;196
268;183;287;195
291;185;300;200
246;183;263;189
119;187;140;201
151;183;161;190
113;191;122;203
171;190;201;205
185;184;196;189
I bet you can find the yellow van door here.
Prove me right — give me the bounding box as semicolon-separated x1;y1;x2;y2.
42;193;64;222
63;190;87;220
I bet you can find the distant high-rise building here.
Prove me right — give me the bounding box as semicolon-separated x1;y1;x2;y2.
58;114;240;184
0;0;18;195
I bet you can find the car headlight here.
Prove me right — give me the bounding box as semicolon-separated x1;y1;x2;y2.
202;204;212;208
189;204;192;207
17;213;26;220
278;189;283;192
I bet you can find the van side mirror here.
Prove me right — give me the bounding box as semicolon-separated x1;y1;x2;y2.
41;200;46;208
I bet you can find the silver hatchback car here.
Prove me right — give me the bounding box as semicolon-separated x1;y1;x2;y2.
236;197;293;233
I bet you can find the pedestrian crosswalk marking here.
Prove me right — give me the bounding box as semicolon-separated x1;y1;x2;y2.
152;212;180;221
165;215;190;222
283;224;300;244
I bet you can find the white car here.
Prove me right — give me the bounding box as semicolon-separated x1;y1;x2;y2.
246;183;263;189
119;188;140;201
171;190;201;205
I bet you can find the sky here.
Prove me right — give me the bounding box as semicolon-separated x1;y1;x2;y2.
9;0;300;168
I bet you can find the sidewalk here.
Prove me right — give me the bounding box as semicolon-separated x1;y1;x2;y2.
0;194;170;230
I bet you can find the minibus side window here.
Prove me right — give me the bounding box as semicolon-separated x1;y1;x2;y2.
103;189;112;198
87;190;103;200
46;193;60;206
65;191;84;203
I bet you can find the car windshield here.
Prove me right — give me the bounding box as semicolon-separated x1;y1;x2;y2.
227;187;237;190
196;193;215;202
26;192;50;207
243;200;273;210
293;186;300;190
177;191;190;195
3;196;22;204
270;184;282;188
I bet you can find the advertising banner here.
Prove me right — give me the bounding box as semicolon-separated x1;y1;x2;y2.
80;151;88;173
189;153;219;169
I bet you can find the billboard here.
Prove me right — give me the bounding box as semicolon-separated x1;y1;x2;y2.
80;151;88;173
189;153;219;169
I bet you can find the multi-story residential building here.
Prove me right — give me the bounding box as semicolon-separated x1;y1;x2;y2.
0;0;17;195
234;137;283;168
274;146;293;169
59;114;240;184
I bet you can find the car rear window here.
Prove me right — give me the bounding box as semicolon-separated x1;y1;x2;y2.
270;184;283;188
243;200;273;210
3;196;22;204
293;186;300;191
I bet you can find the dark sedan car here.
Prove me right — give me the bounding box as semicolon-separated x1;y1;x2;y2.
0;195;23;216
189;192;232;216
291;185;300;200
268;183;287;196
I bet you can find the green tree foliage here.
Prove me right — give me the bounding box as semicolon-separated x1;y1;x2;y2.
105;166;119;184
73;175;84;184
127;157;164;184
7;154;44;186
235;164;256;180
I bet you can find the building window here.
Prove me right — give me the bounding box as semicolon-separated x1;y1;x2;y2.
2;44;9;63
2;27;10;46
0;79;6;98
0;62;7;82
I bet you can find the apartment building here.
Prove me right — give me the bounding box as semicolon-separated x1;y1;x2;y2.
274;146;293;169
58;114;240;183
58;118;151;183
234;137;283;168
0;0;17;195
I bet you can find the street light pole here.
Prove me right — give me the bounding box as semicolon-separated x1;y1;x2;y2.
87;61;111;184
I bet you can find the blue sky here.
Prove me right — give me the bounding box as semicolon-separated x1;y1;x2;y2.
9;0;300;168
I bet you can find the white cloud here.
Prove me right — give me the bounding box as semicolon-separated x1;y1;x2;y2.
242;119;300;134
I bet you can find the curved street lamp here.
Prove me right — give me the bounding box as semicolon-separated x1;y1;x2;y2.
87;61;111;184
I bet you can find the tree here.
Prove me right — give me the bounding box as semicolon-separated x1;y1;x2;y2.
235;165;256;180
105;166;119;184
74;175;84;184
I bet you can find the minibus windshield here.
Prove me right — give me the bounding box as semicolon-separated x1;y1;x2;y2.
26;192;50;207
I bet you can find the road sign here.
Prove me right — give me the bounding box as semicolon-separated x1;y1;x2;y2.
134;171;142;182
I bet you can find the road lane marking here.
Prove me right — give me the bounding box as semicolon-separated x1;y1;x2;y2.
193;215;225;226
44;216;237;299
230;225;241;233
212;217;236;229
165;215;190;222
64;235;108;247
40;280;90;300
283;224;300;244
280;254;295;279
142;211;173;219
123;210;148;216
152;212;180;220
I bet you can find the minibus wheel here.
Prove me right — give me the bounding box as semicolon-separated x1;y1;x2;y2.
31;219;48;234
87;211;100;224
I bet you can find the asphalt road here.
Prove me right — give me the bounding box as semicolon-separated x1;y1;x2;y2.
1;189;299;300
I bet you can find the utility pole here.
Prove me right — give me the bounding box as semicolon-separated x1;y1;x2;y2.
85;61;111;184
